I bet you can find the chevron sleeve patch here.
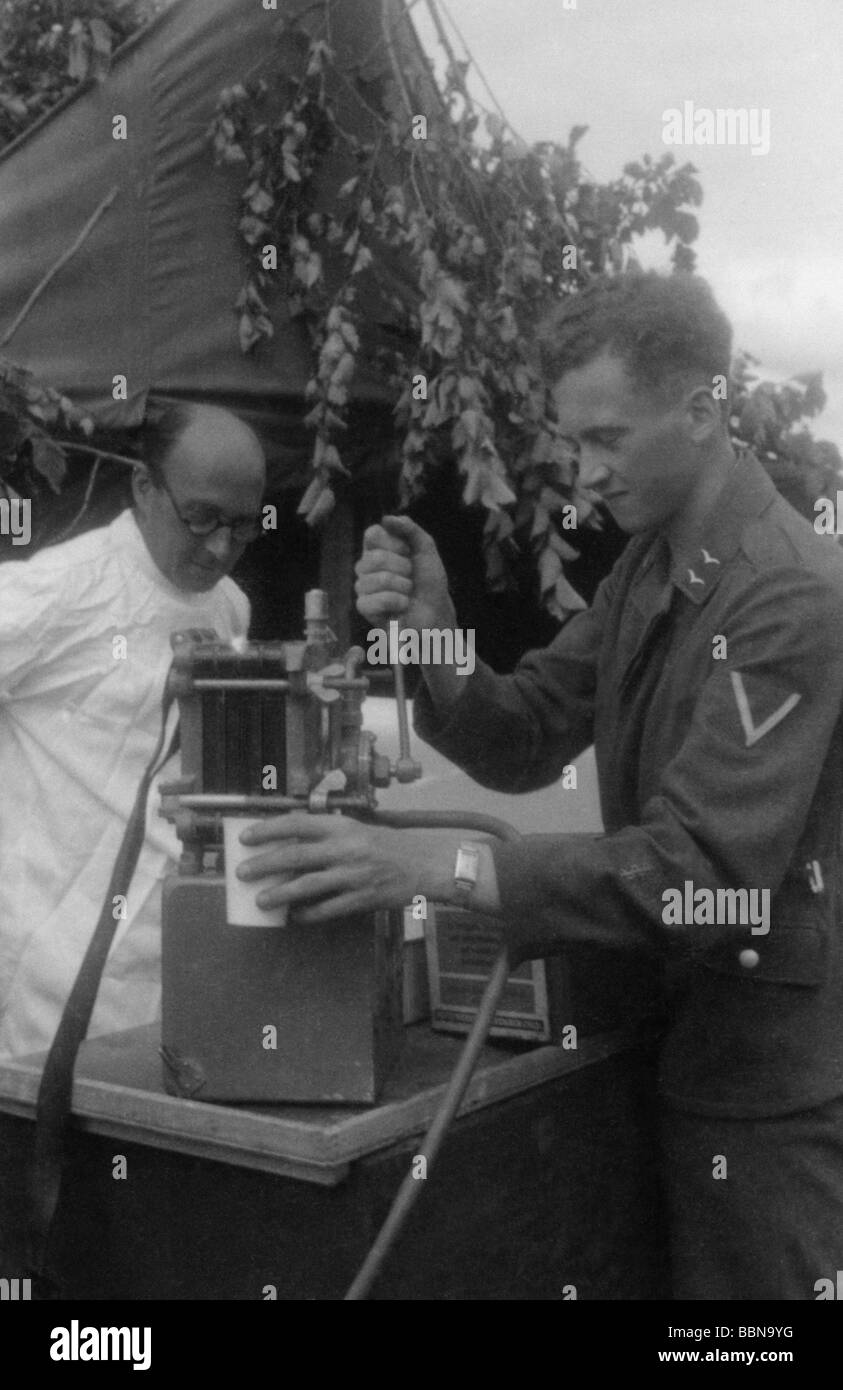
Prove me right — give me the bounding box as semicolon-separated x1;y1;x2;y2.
729;670;802;747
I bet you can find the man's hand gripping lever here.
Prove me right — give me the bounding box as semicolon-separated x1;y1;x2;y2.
355;515;464;716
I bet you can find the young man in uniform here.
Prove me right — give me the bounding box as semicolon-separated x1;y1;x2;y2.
239;272;843;1299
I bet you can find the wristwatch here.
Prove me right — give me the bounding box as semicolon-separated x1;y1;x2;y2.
453;842;482;903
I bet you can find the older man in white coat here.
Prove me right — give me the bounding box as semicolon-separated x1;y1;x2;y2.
0;401;265;1056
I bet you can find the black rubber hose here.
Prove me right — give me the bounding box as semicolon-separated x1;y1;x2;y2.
344;810;521;1300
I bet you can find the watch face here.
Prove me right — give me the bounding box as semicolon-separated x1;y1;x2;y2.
455;844;481;893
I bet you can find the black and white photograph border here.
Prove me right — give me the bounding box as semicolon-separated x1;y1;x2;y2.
0;0;840;1361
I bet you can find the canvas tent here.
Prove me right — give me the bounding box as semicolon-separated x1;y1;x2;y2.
0;0;440;637
0;0;431;488
0;0;630;661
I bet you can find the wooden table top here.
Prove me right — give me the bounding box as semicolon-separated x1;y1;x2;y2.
0;1023;635;1185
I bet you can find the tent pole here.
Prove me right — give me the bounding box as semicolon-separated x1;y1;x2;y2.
318;494;355;650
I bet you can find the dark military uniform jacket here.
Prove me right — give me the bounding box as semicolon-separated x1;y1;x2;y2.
415;455;843;1118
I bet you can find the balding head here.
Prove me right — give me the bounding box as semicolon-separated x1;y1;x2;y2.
132;402;266;593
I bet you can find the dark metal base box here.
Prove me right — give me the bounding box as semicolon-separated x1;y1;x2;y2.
161;876;403;1104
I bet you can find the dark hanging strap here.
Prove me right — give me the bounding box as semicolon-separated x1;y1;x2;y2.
27;681;179;1297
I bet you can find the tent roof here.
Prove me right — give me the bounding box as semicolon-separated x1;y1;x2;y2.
0;0;430;447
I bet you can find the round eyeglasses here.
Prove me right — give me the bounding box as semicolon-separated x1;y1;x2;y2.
157;474;264;543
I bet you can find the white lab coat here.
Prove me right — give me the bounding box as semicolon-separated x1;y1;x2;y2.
0;508;249;1057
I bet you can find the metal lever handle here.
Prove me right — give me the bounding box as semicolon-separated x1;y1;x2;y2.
391;658;421;783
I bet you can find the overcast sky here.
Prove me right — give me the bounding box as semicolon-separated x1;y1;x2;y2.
413;0;843;449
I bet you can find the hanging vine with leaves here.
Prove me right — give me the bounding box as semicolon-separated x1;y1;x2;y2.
0;356;95;542
0;0;163;149
1;0;834;572
209;0;705;617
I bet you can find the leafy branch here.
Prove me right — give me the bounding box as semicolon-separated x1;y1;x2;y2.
210;6;704;616
0;356;94;503
0;0;161;149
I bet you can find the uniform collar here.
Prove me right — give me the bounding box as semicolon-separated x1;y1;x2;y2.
666;452;778;605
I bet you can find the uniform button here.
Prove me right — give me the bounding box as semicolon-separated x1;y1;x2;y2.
739;949;760;969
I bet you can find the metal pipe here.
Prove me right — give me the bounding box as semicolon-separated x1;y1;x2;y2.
190;679;291;691
175;793;372;811
189;677;367;693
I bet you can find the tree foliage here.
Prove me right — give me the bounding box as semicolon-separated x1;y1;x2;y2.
210;5;839;616
729;353;842;519
210;8;706;617
0;0;837;584
0;0;163;149
0;356;95;543
0;0;160;544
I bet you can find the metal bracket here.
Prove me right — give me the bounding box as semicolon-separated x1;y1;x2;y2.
309;768;348;812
